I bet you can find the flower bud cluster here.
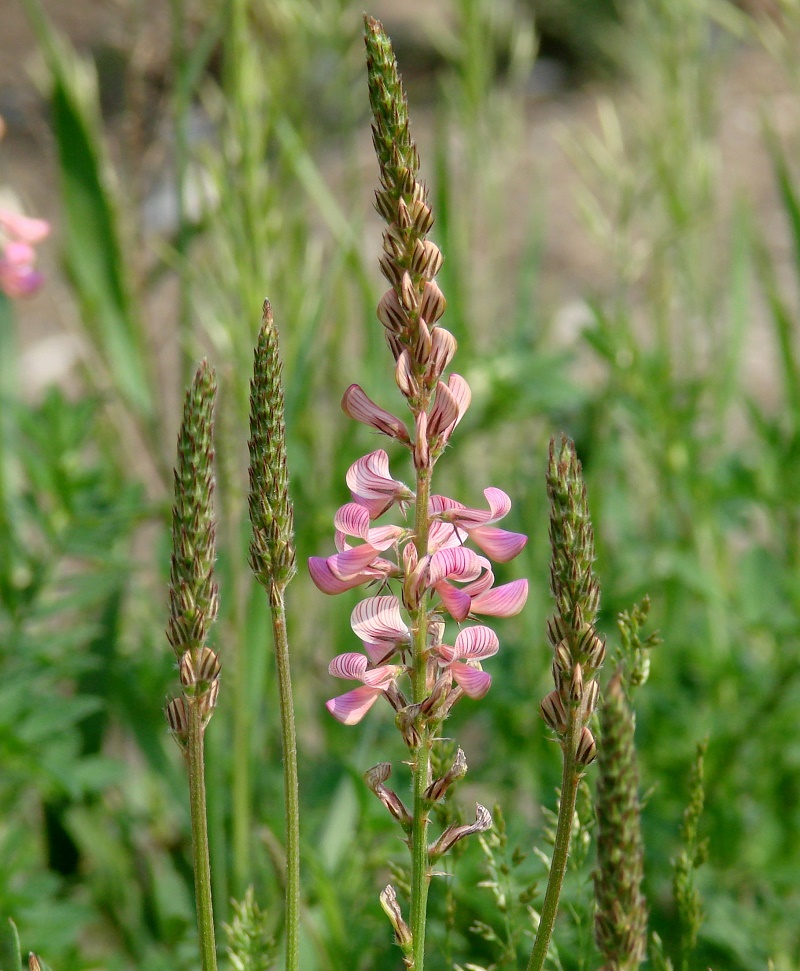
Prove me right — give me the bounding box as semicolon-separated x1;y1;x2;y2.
540;437;604;765
165;362;220;747
363;15;458;468
248;300;297;594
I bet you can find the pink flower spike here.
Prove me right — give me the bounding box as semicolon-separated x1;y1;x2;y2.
342;384;411;445
469;578;529;617
326;685;384;725
351;595;410;646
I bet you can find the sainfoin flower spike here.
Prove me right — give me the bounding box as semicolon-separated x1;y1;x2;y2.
308;16;529;970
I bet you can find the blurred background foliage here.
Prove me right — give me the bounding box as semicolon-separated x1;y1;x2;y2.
2;0;800;968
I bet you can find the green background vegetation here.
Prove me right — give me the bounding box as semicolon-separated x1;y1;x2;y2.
1;0;799;968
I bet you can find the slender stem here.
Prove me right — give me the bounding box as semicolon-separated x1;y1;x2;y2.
187;704;218;971
269;582;300;971
526;712;582;971
169;0;193;389
409;467;432;971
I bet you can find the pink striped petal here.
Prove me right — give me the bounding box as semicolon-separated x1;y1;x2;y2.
334;502;371;537
427;381;459;439
346;450;410;504
363;641;399;664
351;596;410;644
427;519;466;552
454;625;499;660
437;643;457;663
470;578;529;617
342;384;411;444
451;663;492;699
470;526;528;562
326;686;383;725
309;557;367;594
327;545;380;580
428;547;483;584
361;664;402;688
446;374;471;429
429;494;464;515
435;581;472;622
328;652;369;680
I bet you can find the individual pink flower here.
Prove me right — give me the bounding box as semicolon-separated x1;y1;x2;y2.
432;555;529;622
430;488;527;562
350;595;410;663
308;501;405;594
437;625;499;699
346;449;414;518
342;384;411;445
326;652;403;725
428;374;471;452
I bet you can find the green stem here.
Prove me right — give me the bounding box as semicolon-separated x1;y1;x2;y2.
187;704;218;971
269;582;300;971
169;0;193;389
410;467;432;971
526;712;582;971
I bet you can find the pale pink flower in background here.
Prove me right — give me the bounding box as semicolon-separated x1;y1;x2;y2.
0;206;51;299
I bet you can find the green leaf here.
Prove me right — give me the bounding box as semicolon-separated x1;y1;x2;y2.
0;918;23;971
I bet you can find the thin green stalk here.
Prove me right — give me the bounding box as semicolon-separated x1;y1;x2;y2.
169;0;193;388
410;468;432;971
268;582;300;971
527;714;582;971
187;704;218;971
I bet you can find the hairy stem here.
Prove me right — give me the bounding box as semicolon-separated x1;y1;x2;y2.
187;706;218;971
269;582;300;971
409;466;432;971
527;712;582;971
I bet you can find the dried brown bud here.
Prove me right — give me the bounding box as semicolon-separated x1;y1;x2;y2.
424;747;468;802
400;272;417;312
429;803;492;860
377;288;408;334
419;280;446;325
569;663;585;703
165;696;189;741
365;763;412;828
411;197;434;234
413;411;430;470
394;348;419;398
426;326;457;383
541;690;568;734
379;884;413;950
576;726;597;766
582;679;599;719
